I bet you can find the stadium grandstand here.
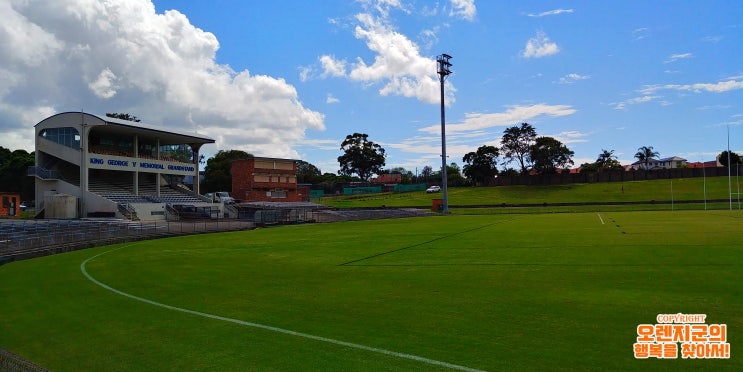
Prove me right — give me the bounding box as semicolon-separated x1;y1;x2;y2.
28;112;220;220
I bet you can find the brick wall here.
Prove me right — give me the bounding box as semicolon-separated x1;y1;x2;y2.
231;158;303;202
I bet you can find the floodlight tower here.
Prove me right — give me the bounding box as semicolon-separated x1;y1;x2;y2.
437;53;452;213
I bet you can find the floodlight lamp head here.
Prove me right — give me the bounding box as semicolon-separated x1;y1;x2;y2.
436;53;453;77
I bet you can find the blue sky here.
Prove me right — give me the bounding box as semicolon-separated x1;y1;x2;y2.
2;0;742;175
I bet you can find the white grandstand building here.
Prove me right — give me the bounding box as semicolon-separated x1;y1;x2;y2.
30;112;218;220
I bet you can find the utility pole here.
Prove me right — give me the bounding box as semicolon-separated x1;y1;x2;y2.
437;53;452;213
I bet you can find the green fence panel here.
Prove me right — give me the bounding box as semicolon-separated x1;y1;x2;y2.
393;183;427;192
343;186;382;195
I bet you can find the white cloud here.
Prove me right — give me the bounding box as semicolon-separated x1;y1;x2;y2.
0;0;325;157
612;95;659;110
319;55;347;77
449;0;477;21
702;35;722;43
298;66;312;82
549;130;589;144
294;138;339;151
664;52;693;63
559;73;590;84
418;27;441;50
522;31;559;58
335;11;449;104
326;93;340;104
88;68;118;99
357;0;407;18
527;9;573;17
632;27;649;41
419;103;576;134
640;80;743;95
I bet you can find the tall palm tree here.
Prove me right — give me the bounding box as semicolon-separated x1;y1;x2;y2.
634;146;660;170
596;149;616;171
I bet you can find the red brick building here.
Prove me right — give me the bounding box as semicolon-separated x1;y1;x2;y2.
371;174;402;184
1;193;22;218
231;157;306;202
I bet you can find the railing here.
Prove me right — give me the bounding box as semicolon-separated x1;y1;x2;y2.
27;166;61;180
164;203;180;221
0;219;255;262
117;203;139;220
0;348;49;372
223;203;238;218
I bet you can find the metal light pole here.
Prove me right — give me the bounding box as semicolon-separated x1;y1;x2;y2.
437;53;452;213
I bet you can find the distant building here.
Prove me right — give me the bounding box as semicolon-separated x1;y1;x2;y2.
657;156;688;169
0;193;22;218
631;156;687;170
231;157;306;202
371;174;402;184
687;161;719;169
30;112;214;219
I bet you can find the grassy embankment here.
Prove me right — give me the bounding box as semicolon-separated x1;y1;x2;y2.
318;176;740;212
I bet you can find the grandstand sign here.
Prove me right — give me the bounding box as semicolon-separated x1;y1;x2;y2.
87;155;196;175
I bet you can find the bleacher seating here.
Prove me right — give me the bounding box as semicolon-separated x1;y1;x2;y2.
88;172;207;206
0;219;168;258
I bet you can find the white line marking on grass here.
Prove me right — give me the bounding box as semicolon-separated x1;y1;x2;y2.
596;213;605;225
80;245;485;372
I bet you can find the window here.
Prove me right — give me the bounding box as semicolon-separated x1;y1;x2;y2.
271;188;287;198
39;127;81;149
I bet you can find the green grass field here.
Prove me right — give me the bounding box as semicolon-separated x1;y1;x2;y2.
318;175;740;209
1;211;742;370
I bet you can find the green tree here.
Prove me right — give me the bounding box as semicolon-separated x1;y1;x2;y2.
718;151;743;167
595;149;623;171
530;137;574;174
432;162;468;187
421;165;433;184
501;123;537;174
579;162;600;173
201;150;252;193
0;147;35;200
160;144;195;163
337;133;386;181
105;112;141;122
296;160;322;184
462;145;499;185
634;146;659;170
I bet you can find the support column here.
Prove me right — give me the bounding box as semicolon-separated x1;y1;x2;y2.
156;138;161;197
133;135;139;195
193;144;201;195
79;114;89;218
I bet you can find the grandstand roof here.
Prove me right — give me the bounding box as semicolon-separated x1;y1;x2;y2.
37;112;215;145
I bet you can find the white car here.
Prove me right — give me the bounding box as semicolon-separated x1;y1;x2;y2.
426;185;441;193
205;191;236;204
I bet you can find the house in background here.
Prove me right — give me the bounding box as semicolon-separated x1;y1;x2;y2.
687;160;719;169
371;174;402;184
631;156;687;170
657;156;688;169
231;157;307;202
